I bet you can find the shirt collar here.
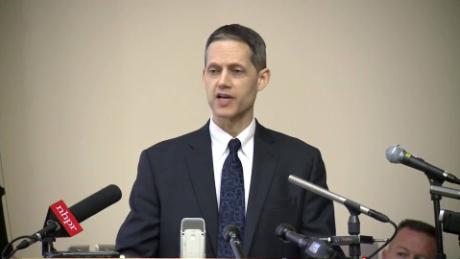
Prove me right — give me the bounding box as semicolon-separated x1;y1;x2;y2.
209;118;256;157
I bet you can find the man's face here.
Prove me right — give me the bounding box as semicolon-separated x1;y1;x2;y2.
203;40;269;126
382;228;436;259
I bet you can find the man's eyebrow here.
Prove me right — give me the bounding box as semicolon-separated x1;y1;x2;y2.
228;63;244;67
207;62;220;66
205;62;220;68
205;62;246;69
394;245;409;252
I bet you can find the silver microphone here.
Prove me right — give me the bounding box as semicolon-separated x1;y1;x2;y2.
430;185;460;200
180;218;206;258
385;145;460;184
288;175;390;223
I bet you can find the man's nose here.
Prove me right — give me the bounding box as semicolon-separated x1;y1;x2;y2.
217;70;231;88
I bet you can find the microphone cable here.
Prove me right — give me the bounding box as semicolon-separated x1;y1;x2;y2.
1;235;36;259
365;219;397;258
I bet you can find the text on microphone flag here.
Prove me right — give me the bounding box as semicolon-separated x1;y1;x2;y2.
50;200;83;237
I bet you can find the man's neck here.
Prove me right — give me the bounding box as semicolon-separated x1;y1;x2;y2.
212;116;254;137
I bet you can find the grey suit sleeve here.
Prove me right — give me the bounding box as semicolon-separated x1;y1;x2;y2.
115;150;160;257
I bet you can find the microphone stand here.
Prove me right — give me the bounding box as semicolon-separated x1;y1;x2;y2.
229;239;245;259
0;186;8;254
288;175;392;259
320;207;376;259
344;202;361;259
429;179;446;259
41;237;57;258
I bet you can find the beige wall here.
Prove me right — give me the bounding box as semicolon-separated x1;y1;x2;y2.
1;0;459;257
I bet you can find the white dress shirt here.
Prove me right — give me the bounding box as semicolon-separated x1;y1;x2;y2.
209;118;255;213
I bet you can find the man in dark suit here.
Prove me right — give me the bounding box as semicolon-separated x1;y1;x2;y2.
116;24;337;258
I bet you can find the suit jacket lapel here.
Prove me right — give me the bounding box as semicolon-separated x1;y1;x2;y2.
184;122;219;255
243;122;278;256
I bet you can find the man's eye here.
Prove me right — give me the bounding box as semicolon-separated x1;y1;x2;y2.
208;68;218;74
396;251;409;258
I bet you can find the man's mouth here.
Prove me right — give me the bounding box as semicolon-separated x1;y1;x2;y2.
216;93;233;99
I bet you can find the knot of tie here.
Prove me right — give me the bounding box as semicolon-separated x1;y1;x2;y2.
228;138;241;154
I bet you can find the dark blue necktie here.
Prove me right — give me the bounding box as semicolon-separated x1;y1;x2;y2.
217;138;245;258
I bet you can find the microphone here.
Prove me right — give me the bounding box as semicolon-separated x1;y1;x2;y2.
180;218;206;258
223;225;246;259
20;184;122;248
439;209;460;235
430;185;460;200
385;145;460;184
275;224;342;259
288;175;390;223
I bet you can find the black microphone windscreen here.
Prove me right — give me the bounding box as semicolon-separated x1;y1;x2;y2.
69;184;122;223
223;224;240;242
275;224;295;242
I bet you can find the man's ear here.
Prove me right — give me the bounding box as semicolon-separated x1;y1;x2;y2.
202;68;206;83
381;248;388;259
257;68;270;91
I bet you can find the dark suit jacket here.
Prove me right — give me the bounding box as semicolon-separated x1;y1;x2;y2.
116;121;336;258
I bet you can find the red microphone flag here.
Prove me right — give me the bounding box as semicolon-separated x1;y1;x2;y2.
49;200;83;237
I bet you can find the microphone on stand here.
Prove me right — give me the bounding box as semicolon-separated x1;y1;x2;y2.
430;185;460;200
275;224;343;259
288;175;390;223
386;145;450;258
385;145;460;184
180;218;206;258
439;210;460;235
223;225;246;259
287;175;397;259
2;184;122;258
